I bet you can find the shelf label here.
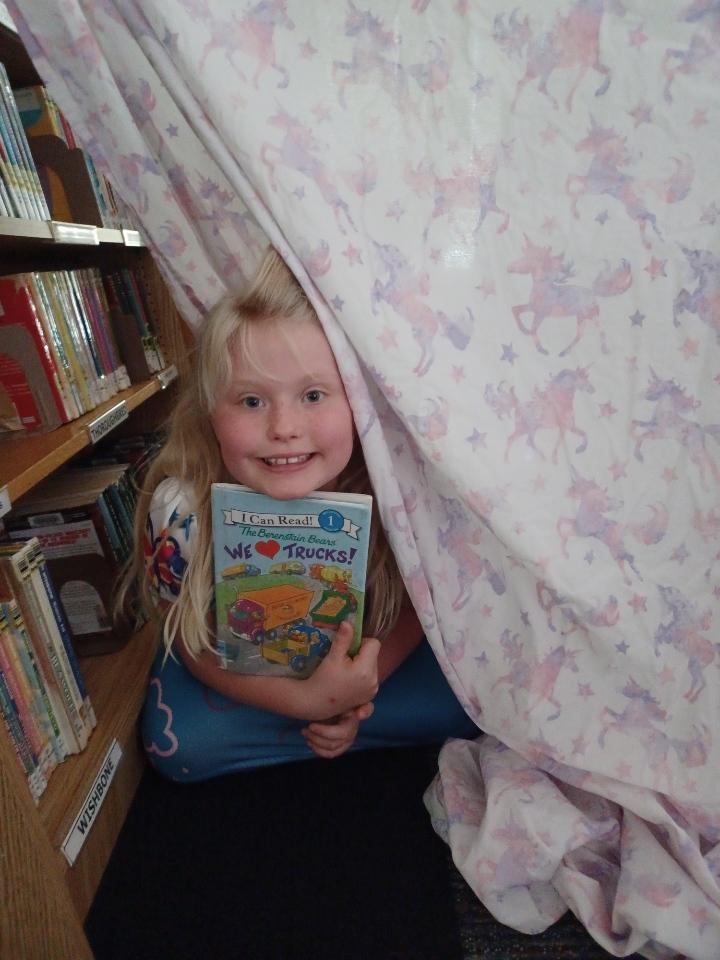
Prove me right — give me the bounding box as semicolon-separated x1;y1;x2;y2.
122;228;142;247
86;400;129;444
0;485;10;519
62;739;123;866
157;364;178;389
50;221;99;245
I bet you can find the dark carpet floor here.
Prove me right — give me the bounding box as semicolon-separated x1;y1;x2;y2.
86;745;634;960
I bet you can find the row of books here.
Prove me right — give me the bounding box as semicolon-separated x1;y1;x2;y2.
0;60;49;220
0;266;166;434
0;431;163;802
13;82;137;230
0;537;97;803
1;55;137;230
4;431;164;656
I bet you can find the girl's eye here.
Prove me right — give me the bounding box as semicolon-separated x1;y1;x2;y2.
240;395;263;409
304;389;325;403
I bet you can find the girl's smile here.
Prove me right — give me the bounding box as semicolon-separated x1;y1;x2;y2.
210;318;355;500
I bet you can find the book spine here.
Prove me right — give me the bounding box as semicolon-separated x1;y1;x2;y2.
0;607;54;779
26;271;80;420
0;552;80;754
0;663;46;802
53;270;103;407
67;269;114;400
34;550;96;730
0;63;50;220
45;270;97;411
31;272;87;415
3;600;66;763
18;545;90;747
0;84;33;218
75;269;118;393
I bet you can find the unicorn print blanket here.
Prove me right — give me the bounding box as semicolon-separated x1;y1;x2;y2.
11;1;720;956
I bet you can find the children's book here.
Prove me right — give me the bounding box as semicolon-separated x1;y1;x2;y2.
211;483;372;678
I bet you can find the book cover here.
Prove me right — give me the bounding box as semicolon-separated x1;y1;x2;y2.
211;483;372;678
0;273;71;425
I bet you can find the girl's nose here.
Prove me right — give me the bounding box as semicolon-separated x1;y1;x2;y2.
268;404;300;440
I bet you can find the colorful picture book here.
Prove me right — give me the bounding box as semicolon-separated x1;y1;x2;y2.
211;483;372;678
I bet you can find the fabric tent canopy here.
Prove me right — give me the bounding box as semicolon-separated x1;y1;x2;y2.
9;2;719;957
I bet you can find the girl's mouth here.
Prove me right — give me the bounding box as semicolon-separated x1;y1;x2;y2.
261;454;314;467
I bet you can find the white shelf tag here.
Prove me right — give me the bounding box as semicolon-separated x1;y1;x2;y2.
0;485;10;519
50;221;99;245
157;364;178;389
122;228;142;247
86;400;129;444
62;739;123;866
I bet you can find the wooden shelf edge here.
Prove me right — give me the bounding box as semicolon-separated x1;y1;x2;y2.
1;376;163;503
39;620;159;847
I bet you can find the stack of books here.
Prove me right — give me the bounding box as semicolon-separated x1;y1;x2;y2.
0;53;139;230
12;81;138;230
0;266;166;435
0;537;97;802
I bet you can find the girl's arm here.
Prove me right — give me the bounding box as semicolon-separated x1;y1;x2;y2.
376;597;424;681
174;619;380;722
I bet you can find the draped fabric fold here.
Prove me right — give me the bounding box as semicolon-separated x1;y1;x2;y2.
10;2;719;956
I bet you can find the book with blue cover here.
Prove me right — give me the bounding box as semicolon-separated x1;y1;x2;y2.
211;483;372;678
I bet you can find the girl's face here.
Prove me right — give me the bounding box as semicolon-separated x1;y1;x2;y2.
211;317;355;500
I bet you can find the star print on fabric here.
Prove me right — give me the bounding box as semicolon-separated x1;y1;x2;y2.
466;428;487;450
501;343;518;364
630;310;645;326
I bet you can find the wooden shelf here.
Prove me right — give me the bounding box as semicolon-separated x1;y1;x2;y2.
39;622;158;848
0;376;164;504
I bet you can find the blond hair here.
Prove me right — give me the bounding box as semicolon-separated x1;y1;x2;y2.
124;248;405;657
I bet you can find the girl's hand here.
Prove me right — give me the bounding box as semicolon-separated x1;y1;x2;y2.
306;620;380;720
302;702;374;759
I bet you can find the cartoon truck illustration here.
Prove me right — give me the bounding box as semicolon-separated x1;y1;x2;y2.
227;584;332;672
221;562;261;580
261;621;331;673
310;587;358;627
228;583;315;644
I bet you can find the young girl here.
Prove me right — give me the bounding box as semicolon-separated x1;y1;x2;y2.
131;247;477;782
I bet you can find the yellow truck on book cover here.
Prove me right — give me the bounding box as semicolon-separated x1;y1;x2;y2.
211;483;371;678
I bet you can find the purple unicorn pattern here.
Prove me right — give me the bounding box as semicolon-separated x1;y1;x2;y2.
19;1;720;955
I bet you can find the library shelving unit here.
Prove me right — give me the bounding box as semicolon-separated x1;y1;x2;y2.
0;21;190;959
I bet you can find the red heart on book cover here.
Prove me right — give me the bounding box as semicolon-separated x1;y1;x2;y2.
255;540;281;559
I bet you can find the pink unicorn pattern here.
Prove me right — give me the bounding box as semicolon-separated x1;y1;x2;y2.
662;0;720;103
632;369;720;490
491;629;580;722
260;108;356;233
508;236;631;355
371;242;472;376
493;0;611;113
405;147;510;241
193;0;294;89
536;580;619;643
566;120;663;248
484;367;595;463
332;2;411;111
437;496;506;608
654;585;716;704
673;246;720;343
599;679;711;790
557;468;668;585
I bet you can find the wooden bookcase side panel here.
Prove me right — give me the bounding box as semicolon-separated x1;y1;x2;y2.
0;722;93;960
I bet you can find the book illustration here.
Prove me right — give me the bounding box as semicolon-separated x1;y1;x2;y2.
212;484;371;678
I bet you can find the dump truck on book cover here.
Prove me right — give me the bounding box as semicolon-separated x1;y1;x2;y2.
310;587;358;627
227;583;330;672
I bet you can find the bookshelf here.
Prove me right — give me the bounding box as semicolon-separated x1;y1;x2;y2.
0;21;189;959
